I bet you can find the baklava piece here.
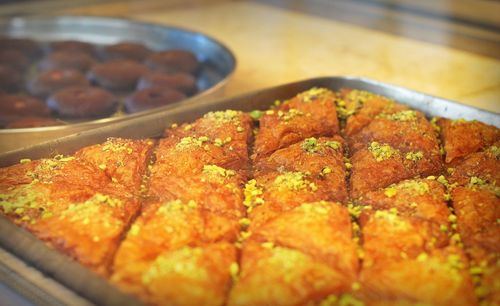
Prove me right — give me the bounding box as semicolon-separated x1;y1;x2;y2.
358;210;477;306
0;153;144;275
253;88;339;161
337;88;407;137
74;138;155;193
437;118;499;164
228;202;358;306
349;108;442;198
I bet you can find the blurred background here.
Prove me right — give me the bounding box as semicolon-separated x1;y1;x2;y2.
1;0;499;112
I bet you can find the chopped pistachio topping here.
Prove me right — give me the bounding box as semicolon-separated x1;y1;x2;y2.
60;193;122;226
338;294;365;306
440;224;448;232
469;266;483;275
130;224;140;236
405;151;424;161
298;202;330;215
302;138;341;153
19;158;31;164
176;136;209;149
204;110;241;124
451;118;468;125
277;109;304;121
302;137;319;153
416;252;428;262
437;175;451;187
261;241;275;249
0;183;46;217
240;231;251;240
318;294;338;306
325;140;341;150
379;110;418;121
347;203;362;218
469;176;488;187
384;187;398;198
320;166;332;176
203;165;235;178
238;218;251;227
157;199;197;214
243;179;264;210
236;126;244;132
274;171;314;191
374;210;409;230
101;139;133;154
249;110;263;120
351;282;361;291
430;117;441;132
214;137;232;147
398;180;430;195
170;123;178;128
265;110;275;115
142;247;207;285
447;254;464;271
297;87;329;103
489;145;500;159
229;262;239;281
368;141;399;162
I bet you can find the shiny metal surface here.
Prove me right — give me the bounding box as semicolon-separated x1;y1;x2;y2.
0;76;498;305
0;15;236;152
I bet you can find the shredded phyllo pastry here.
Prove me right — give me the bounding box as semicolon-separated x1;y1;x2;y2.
0;88;498;306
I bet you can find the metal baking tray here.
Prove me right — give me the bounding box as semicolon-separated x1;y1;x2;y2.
0;76;498;306
0;15;236;153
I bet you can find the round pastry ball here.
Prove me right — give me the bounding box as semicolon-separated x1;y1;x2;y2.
87;59;148;91
0;94;50;117
0;50;31;71
0;65;23;93
47;86;118;118
137;71;197;95
125;87;186;113
6;117;63;129
38;51;95;72
101;42;152;62
145;50;199;74
48;40;96;56
28;69;89;98
0;37;41;58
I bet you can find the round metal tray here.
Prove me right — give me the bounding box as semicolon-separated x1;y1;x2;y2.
0;16;236;152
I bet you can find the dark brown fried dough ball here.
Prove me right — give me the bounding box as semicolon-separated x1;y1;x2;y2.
0;94;50;126
145;49;199;74
5;116;63;128
38;51;95;72
28;69;89;98
0;37;41;58
47;86;118;118
137;71;197;95
0;65;23;93
124;87;186;113
100;42;152;62
87;59;148;91
48;40;96;56
0;50;31;71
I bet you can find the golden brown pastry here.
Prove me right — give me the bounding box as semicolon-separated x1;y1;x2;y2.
253;88;339;161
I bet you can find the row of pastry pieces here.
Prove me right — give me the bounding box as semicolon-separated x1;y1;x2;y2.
0;87;498;306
